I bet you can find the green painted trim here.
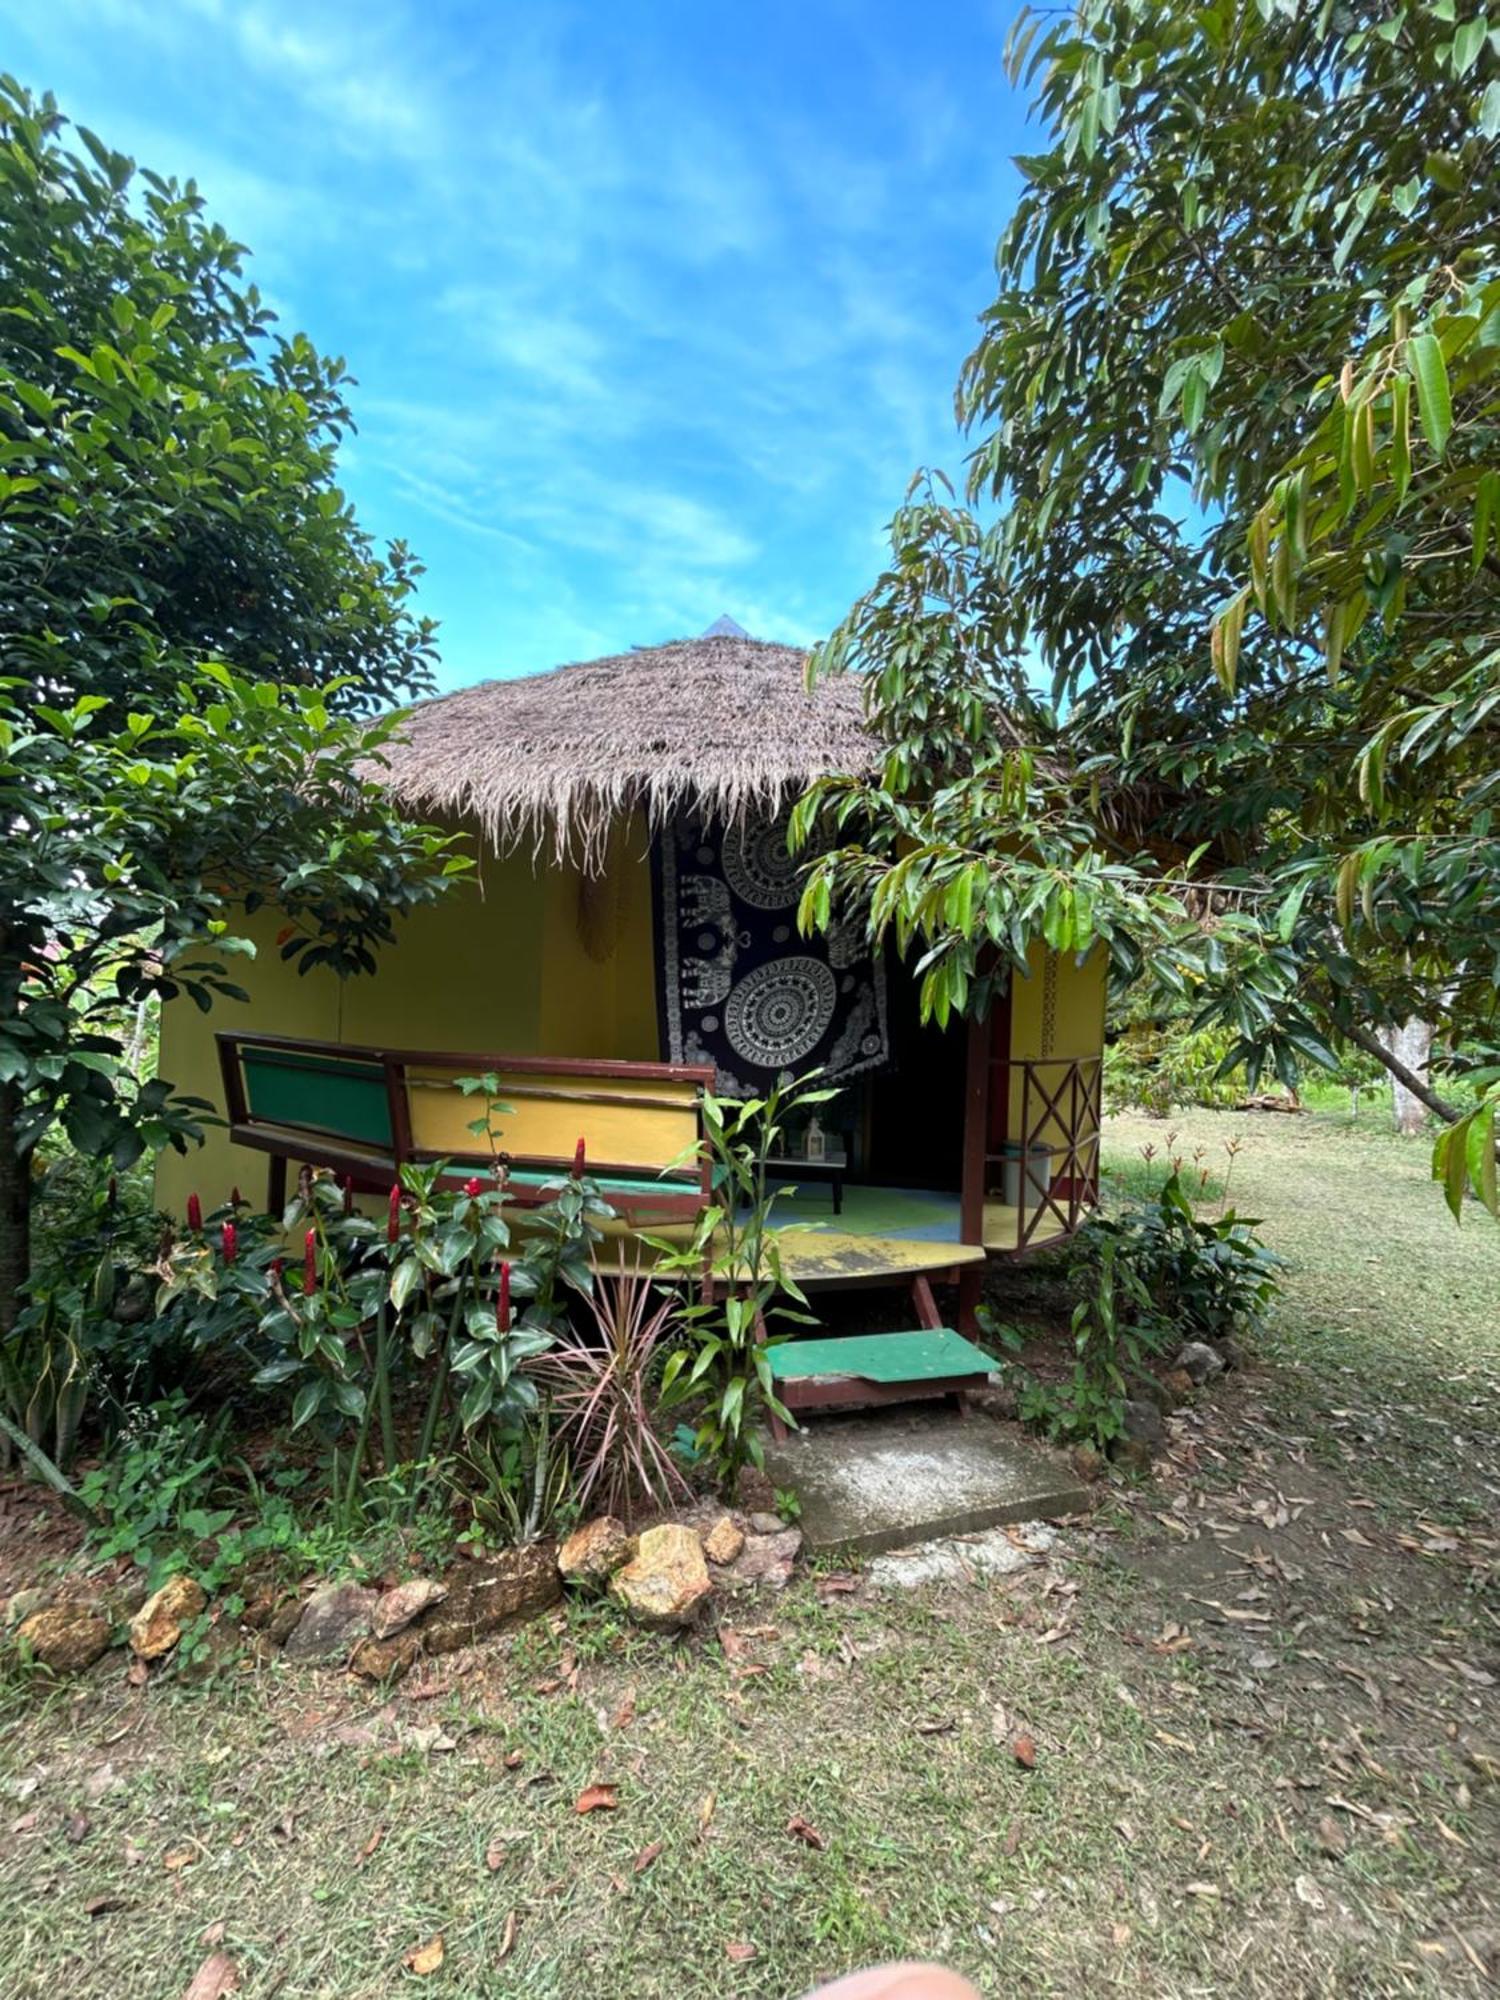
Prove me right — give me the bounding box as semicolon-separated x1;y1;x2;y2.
243;1052;392;1148
767;1329;993;1384
507;1169;688;1199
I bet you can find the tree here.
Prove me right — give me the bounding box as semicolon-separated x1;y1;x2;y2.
0;83;469;1320
800;0;1499;1215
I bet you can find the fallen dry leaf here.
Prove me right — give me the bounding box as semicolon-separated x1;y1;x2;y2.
163;1847;197;1873
786;1813;826;1851
404;1933;444;1976
1294;1874;1326;1911
356;1825;384;1866
9;1811;38;1835
1012;1734;1037;1770
611;1688;637;1730
66;1812;91;1844
634;1839;664;1875
1316;1814;1348;1859
1003;1822;1022;1858
126;1657;149;1688
198;1921;227;1947
697;1792;717;1840
504;1749;524;1770
495;1911;518;1963
84;1894;130;1917
725;1941;758;1963
181;1950;239;2000
576;1784;619;1815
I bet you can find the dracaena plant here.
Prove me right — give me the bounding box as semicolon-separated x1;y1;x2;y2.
542;1261;690;1521
651;1070;831;1490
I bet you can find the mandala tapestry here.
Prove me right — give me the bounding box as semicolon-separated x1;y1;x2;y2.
653;810;890;1096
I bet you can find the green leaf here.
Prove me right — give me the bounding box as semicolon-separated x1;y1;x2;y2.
290;1380;323;1430
1406;333;1452;457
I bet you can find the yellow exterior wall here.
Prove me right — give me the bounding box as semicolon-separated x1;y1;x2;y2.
155;815;660;1217
1008;942;1107;1065
1005;943;1107;1158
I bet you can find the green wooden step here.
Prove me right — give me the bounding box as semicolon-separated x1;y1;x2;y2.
767;1328;994;1386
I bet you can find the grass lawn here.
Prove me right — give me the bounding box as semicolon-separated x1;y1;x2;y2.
1;1108;1497;1997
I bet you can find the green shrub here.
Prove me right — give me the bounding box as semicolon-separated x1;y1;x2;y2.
1082;1170;1283;1343
1104;1016;1244;1116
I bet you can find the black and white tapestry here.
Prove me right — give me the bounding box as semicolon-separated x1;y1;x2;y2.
653;810;890;1096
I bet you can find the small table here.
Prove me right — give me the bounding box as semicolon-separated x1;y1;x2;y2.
767;1150;848;1214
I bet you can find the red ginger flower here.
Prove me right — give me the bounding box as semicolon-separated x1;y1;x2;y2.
463;1176;484;1198
303;1228;317;1297
573;1137;586;1177
186;1192;202;1232
387;1183;401;1243
221;1221;237;1265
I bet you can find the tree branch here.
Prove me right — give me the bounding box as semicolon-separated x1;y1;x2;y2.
1341;1018;1461;1124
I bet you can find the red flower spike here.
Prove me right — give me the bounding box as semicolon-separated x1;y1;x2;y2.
497;1260;511;1333
186;1193;202;1233
222;1221;238;1266
230;1185;242;1209
463;1176;484;1198
387;1183;401;1244
303;1228;317;1297
573;1137;586;1177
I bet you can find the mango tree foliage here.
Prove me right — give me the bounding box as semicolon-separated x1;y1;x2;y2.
804;0;1500;1212
0;84;469;1317
792;491;1187;1028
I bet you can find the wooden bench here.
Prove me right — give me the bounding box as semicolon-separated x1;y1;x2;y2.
765;1326;995;1439
215;1032;713;1229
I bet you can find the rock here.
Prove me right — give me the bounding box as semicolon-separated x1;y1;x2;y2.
1161;1368;1197;1404
282;1582;379;1664
1070;1444;1107;1484
175;1621;243;1687
16;1605;110;1674
349;1632;422;1682
557;1517;635;1589
610;1524;713;1629
747;1511;785;1536
4;1587;54;1630
1110;1437;1156;1477
1174;1341;1226;1386
1216;1336;1244;1373
265;1596;305;1647
726;1526;803;1591
733;1464;776;1514
419;1544;560;1655
371;1578;447;1640
701;1515;746;1566
112;1272;154;1325
1120;1397;1166;1450
963;1381;1019;1422
129;1575;207;1660
1133;1376;1174;1413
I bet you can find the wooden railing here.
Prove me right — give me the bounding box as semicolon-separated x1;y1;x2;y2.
962;1053;1103;1255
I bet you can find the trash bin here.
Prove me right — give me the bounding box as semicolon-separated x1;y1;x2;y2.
997;1142;1055;1210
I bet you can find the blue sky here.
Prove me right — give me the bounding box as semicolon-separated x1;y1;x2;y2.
6;0;1031;690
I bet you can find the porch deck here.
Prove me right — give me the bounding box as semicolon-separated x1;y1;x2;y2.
764;1181;1070;1284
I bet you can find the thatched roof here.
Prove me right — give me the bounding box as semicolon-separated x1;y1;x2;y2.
375;631;878;869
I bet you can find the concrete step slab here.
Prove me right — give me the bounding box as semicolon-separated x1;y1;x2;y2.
764;1406;1092;1557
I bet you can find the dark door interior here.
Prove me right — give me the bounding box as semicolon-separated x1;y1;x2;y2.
860;955;968;1190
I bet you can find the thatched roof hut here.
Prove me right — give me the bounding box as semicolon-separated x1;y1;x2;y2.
375;629;878;869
